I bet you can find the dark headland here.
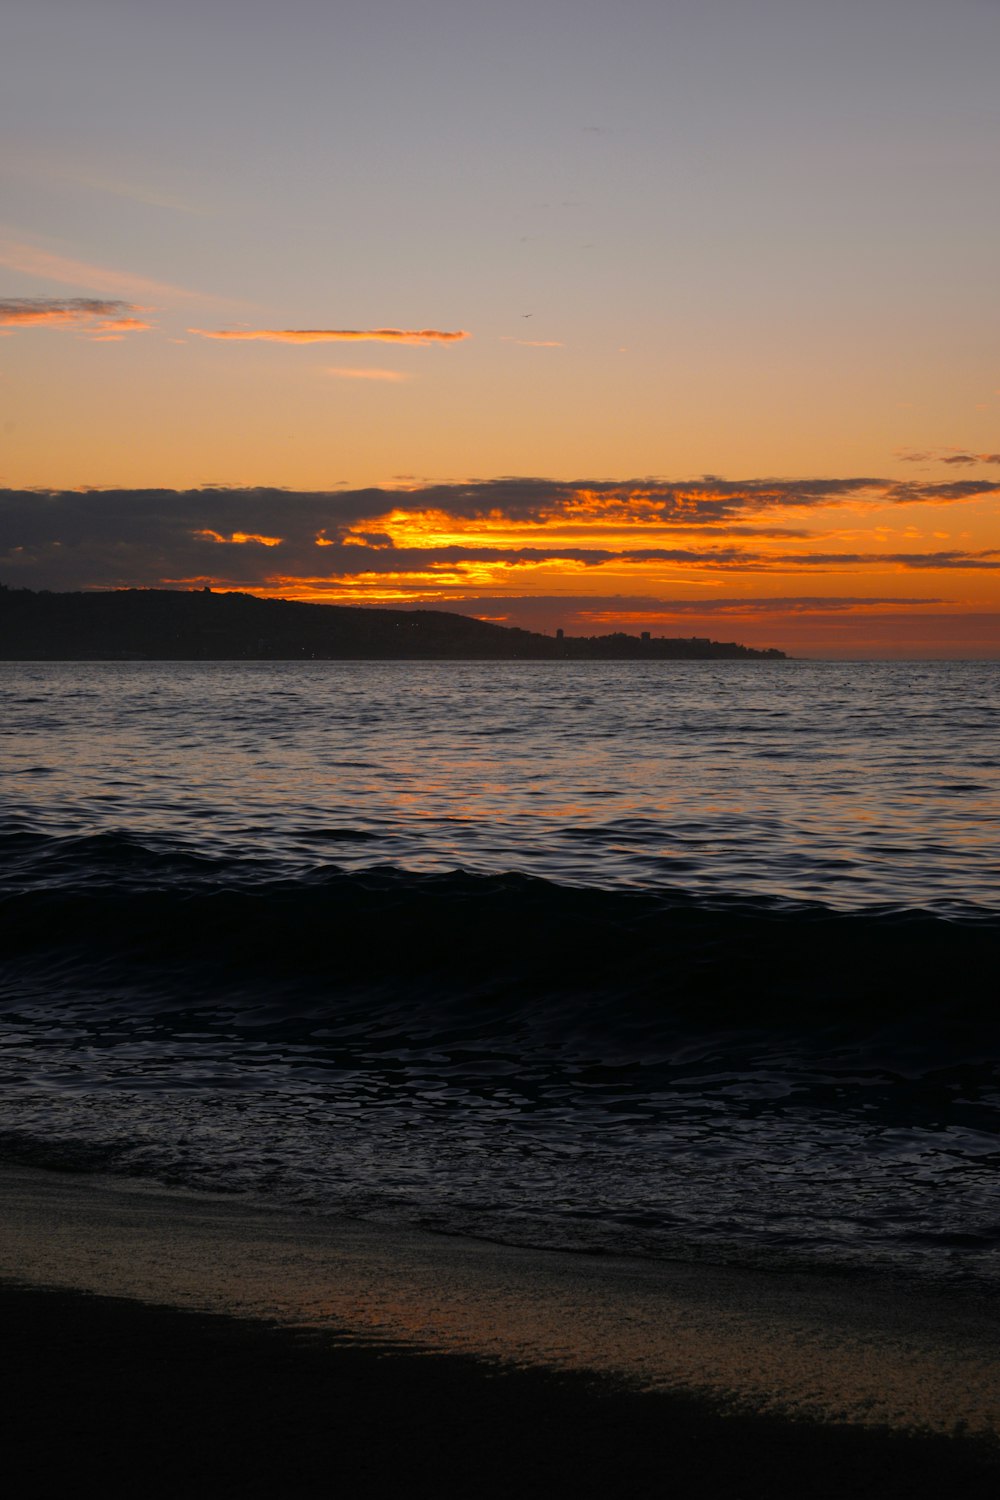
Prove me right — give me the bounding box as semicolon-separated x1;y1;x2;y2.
0;585;784;660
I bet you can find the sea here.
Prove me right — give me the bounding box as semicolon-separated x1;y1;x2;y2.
2;658;998;1294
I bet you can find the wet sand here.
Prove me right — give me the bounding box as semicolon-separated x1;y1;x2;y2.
2;1165;998;1497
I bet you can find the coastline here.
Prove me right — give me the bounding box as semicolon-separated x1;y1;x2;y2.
2;1164;998;1496
0;586;786;661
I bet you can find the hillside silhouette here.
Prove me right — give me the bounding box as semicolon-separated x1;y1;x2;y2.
0;586;785;660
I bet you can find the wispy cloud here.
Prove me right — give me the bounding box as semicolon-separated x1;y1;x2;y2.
897;448;1000;466
325;367;411;382
0;234;204;302
190;327;470;345
420;595;946;619
0;297;151;336
500;337;564;347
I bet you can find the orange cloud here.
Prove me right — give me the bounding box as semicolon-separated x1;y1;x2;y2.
194;529;283;546
0;298;151;336
325;367;411;381
189;327;470;345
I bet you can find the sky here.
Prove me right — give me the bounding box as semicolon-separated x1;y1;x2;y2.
1;0;998;656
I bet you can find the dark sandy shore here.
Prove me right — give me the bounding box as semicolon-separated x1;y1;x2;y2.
2;1166;999;1498
3;1280;999;1500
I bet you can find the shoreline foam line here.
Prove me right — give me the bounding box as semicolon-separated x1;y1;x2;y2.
1;1164;998;1438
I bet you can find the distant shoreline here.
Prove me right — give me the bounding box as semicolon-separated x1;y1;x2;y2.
0;585;786;661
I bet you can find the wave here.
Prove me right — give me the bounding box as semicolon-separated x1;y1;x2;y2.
3;824;998;1283
2;825;997;1058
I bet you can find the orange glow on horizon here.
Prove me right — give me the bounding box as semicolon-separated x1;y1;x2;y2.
5;476;998;656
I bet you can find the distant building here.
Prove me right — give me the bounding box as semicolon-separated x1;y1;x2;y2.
556;628;564;639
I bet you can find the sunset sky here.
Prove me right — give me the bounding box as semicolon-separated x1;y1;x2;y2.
1;0;998;656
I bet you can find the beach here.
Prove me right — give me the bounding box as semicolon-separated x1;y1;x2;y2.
2;1164;999;1497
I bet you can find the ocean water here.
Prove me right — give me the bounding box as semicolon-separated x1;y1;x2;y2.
1;659;998;1290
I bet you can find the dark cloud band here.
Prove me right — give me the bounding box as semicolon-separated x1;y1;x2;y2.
2;479;998;591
